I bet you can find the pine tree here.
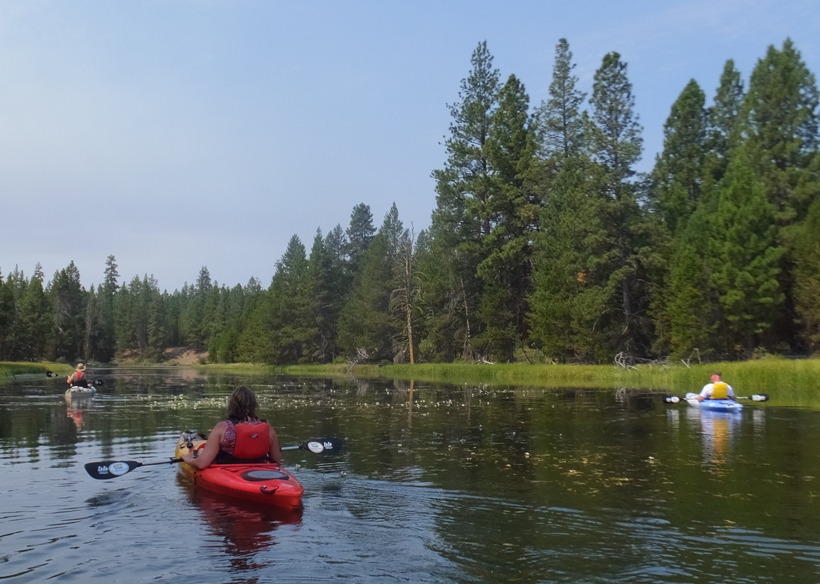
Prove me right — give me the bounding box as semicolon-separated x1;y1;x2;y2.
650;79;707;235
792;198;820;351
114;283;134;352
664;205;720;359
740;38;820;351
318;225;349;361
50;261;86;361
146;284;166;360
709;151;784;357
235;291;274;363
337;208;404;361
586;52;652;356
84;285;99;361
529;157;612;361
703;59;745;189
179;267;212;350
304;230;332;363
477;74;538;360
534;38;587;162
0;270;15;359
96;254;120;361
346;203;376;277
433;40;499;238
741;38;819;226
17;264;51;360
414;227;474;362
268;235;315;364
429;41;501;360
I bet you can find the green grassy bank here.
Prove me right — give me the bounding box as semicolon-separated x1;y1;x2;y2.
0;362;69;379
287;360;816;390
266;359;820;407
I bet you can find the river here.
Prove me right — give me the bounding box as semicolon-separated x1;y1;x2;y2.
1;368;819;582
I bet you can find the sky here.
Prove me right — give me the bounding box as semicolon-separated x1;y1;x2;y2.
0;0;817;292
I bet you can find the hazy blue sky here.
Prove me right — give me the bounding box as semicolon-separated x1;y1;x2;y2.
1;0;817;291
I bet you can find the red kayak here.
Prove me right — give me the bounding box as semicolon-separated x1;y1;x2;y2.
174;432;304;510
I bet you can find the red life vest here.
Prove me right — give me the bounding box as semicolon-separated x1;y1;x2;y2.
74;370;89;387
232;421;272;460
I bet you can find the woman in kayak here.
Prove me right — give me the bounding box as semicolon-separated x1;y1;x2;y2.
66;363;91;388
181;386;282;469
697;371;736;402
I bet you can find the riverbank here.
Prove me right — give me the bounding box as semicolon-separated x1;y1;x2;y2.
0;362;69;379
282;359;817;394
4;358;818;406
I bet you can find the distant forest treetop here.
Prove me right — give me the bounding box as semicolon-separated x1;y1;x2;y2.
1;38;818;365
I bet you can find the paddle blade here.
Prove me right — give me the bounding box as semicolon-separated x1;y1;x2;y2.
664;396;680;404
750;393;769;402
93;379;105;386
46;371;59;378
85;461;142;480
282;437;344;454
307;437;343;454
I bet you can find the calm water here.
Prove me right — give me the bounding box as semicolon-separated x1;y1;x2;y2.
1;368;819;583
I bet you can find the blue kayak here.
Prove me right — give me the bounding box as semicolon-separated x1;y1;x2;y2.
685;392;743;413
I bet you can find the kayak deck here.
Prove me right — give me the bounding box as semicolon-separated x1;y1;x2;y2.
685;392;743;413
175;433;304;510
66;386;96;396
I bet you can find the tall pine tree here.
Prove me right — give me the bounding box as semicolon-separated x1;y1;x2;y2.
587;52;653;357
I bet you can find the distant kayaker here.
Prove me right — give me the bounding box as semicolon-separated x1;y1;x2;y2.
697;371;736;402
181;386;282;469
66;363;91;388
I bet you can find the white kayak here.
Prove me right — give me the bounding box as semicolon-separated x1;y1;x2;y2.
65;386;96;396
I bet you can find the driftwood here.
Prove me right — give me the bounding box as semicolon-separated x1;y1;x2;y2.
346;348;371;373
680;349;702;368
614;352;671;370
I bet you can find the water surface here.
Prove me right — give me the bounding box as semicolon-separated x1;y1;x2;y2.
1;369;819;582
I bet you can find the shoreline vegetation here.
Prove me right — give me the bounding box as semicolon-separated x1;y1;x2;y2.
4;358;818;407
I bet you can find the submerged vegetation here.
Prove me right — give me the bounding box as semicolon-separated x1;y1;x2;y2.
1;38;818;369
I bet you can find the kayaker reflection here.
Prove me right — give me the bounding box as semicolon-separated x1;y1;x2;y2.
696;371;736;402
181;386;282;468
66;401;85;429
66;363;91;387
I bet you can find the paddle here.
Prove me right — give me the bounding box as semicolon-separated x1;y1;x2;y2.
664;394;769;404
85;459;182;480
84;437;344;480
49;371;105;386
281;437;344;454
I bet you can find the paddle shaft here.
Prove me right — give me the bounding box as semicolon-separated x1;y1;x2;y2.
85;437;342;480
142;458;183;467
664;393;768;403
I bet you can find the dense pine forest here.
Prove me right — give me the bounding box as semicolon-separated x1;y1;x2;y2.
1;38;818;366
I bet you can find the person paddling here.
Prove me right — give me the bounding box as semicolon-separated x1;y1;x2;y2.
697;371;736;402
66;363;91;388
181;386;282;469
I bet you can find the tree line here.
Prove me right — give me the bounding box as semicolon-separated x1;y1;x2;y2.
1;38;818;365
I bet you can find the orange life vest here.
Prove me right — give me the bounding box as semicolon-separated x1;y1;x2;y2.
232;421;272;460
